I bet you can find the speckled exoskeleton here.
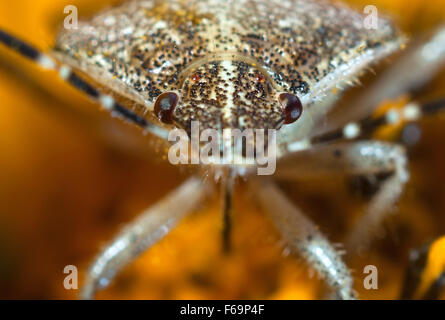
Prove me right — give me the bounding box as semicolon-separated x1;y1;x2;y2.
1;0;445;300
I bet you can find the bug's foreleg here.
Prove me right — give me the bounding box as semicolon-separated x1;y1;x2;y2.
401;236;445;300
249;179;356;300
80;177;208;300
342;143;408;254
276;141;409;254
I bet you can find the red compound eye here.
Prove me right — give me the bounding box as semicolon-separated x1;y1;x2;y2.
278;93;303;124
154;92;179;124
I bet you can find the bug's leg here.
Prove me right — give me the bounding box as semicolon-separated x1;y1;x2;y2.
80;177;209;300
0;29;168;140
276;141;408;254
249;179;356;300
401;236;445;300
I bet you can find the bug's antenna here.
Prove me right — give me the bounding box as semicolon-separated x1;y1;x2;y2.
0;29;168;140
284;98;445;154
0;29;42;61
284;98;445;152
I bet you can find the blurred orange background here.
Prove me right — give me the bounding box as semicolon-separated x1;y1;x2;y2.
0;0;445;299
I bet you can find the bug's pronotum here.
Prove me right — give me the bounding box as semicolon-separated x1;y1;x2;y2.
1;0;445;299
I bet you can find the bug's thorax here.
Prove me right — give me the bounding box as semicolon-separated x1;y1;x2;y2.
54;0;403;147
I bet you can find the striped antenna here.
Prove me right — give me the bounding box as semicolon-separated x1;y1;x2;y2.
0;29;168;140
286;99;445;153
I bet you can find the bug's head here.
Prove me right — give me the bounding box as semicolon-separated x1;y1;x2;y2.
153;59;303;135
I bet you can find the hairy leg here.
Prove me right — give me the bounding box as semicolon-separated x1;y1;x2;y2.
249;179;356;300
275;141;409;254
80;177;208;299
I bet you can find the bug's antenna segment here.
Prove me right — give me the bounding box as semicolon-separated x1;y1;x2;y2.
0;29;41;61
283;98;445;153
315;99;445;144
0;29;169;140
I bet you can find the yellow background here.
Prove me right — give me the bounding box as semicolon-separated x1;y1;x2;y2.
0;0;445;299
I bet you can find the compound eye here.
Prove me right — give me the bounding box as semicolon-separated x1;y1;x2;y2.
154;92;179;124
278;93;303;124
